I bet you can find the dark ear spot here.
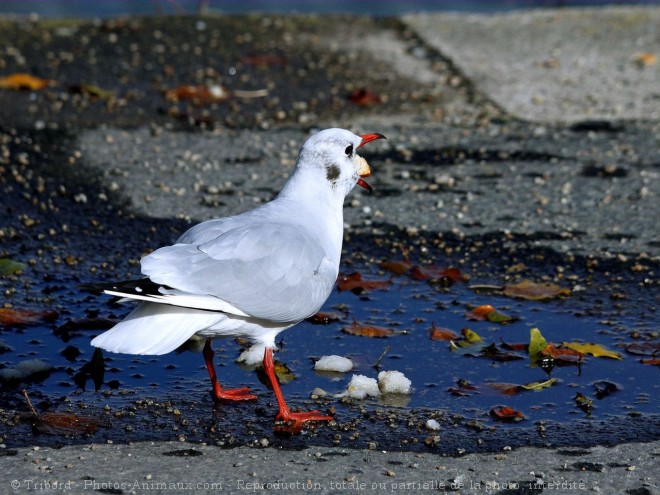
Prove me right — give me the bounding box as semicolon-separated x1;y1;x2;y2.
326;164;341;183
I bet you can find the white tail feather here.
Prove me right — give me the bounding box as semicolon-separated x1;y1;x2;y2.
91;303;224;355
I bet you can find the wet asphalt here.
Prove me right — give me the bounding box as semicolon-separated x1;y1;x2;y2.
0;6;658;494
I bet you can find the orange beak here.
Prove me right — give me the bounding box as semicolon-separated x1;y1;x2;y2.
356;133;385;192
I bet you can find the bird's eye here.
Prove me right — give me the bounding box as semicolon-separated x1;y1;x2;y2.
345;144;353;156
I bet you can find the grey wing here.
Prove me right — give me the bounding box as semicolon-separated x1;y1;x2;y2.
140;223;337;322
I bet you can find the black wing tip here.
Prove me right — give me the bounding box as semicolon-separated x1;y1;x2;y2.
79;278;170;296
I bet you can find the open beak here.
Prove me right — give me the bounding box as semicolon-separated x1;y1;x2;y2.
356;133;386;192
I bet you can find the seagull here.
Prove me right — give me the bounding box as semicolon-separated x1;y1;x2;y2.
88;128;385;428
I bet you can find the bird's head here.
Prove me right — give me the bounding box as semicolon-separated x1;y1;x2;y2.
288;128;385;199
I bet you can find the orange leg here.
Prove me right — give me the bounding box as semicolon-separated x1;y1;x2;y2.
203;339;257;401
263;347;333;425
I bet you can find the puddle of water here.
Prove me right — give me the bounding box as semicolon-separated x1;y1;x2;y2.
1;259;656;431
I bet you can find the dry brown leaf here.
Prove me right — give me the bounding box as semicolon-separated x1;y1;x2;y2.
337;272;390;293
342;320;394;338
541;343;583;364
0;308;58;327
379;259;412;276
429;322;457;341
307;312;343;325
503;280;570;301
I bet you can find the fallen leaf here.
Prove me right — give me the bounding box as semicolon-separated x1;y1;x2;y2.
337;272;390;294
477;343;522;362
490;406;524;422
460;327;483;344
593;380;619;399
411;265;465;283
466;304;516;324
561;342;622;360
621;342;660;356
165;84;230;104
542;344;584;364
466;304;496;320
520;377;558;391
37;412;103;435
429;322;457;341
574;392;592;416
23;389;105;435
307;312;343;325
342;320;394;338
272;361;295;384
447;378;478;396
503;280;570;301
641;358;660;366
632;52;657;68
500;339;528;352
0;258;27;276
348;88;381;106
0;73;50;90
489;383;520;395
239;53;288;67
0;308;58;327
528;327;549;363
449;328;486;354
379;259;412;276
68;83;114;99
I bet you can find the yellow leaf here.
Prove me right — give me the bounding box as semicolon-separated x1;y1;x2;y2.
520;377;557;391
462;327;483;344
561;342;623;360
0;73;50;90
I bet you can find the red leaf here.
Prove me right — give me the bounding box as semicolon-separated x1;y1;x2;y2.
348;88;381;106
164;84;230;104
337;272;390;293
239;54;288;67
500;340;529;352
490;406;525;422
0;308;58;327
641;358;660;366
489;383;521;396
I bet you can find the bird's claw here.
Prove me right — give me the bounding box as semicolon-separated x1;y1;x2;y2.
273;410;333;432
213;386;258;401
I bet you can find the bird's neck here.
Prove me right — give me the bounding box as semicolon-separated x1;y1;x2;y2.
276;169;346;260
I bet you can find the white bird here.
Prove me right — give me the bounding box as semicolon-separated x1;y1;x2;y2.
89;128;385;428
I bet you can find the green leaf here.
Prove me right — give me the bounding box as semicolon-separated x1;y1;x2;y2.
528;327;548;362
520;377;558;391
0;258;26;276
